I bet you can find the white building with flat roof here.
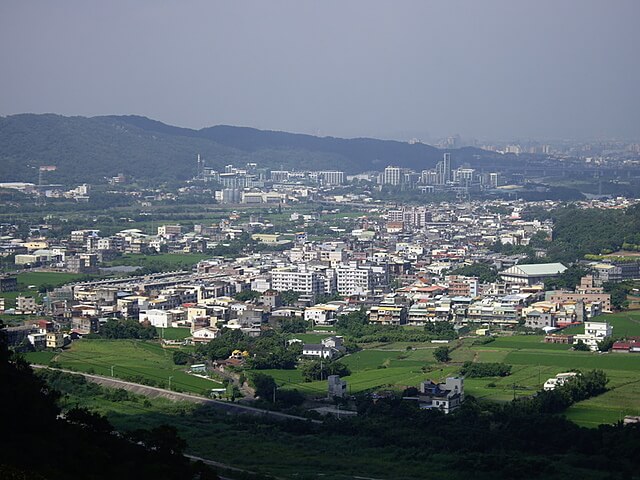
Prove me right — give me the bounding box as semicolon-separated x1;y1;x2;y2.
574;321;613;351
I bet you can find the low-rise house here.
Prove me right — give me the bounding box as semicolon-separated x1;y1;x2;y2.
191;326;220;343
543;372;578;391
544;334;574;344
414;377;465;414
611;339;640;353
303;336;346;359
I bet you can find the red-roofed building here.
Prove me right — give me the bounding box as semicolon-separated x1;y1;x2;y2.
612;340;640;353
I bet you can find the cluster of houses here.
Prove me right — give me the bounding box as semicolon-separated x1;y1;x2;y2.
2;196;633;364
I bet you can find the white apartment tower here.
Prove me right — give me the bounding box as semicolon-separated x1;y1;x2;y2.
271;266;324;295
336;264;373;295
382;166;403;186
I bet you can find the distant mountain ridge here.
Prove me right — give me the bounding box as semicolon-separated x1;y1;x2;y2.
0;113;501;184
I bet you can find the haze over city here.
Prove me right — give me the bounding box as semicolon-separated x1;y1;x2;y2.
1;0;639;141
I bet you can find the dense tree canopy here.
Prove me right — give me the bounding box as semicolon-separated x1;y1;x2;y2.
100;318;157;340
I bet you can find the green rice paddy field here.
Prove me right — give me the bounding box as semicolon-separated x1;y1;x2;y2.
0;271;90;309
255;327;640;427
22;311;640;428
562;311;640;337
26;339;222;395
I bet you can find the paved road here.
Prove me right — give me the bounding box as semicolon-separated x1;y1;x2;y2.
33;365;321;424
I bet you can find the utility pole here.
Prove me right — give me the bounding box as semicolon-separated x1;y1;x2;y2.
169;376;173;390
111;365;114;377
273;386;277;403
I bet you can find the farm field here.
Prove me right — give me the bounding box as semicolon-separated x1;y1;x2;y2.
287;333;329;344
562;311;640;337
1;271;92;309
258;332;640;426
105;253;210;270
27;339;222;395
255;347;451;395
158;327;191;340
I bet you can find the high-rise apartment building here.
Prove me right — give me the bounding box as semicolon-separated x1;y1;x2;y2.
381;166;403;185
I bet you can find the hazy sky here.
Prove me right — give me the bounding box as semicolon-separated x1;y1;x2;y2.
1;0;639;142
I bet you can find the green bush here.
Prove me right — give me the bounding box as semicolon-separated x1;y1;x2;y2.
460;362;512;378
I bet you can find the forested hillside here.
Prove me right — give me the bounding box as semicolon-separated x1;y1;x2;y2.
0;114;499;184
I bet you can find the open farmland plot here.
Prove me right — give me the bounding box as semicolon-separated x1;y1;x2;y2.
463;364;565;402
475;335;572;351
17;271;89;288
255;348;454;395
564;370;640;426
106;253;210;270
52;339;222;394
504;350;640;371
1;271;90;308
289;333;328;344
158;327;191;340
562;312;640;337
500;347;640;425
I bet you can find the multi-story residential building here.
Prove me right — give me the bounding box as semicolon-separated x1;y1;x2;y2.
574;321;613;351
336;264;373;295
445;275;478;297
381;166;403;186
270;171;289;183
46;332;64;349
368;304;407;325
271;266;324;295
16;295;37;313
66;253;99;274
318;171;345;186
0;276;17;292
546;275;612;313
157;225;182;238
466;300;519;324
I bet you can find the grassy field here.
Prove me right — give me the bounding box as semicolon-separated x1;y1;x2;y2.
158;327;191;340
255;346;452;396
22;329;640;428
106;253;210;270
1;271;91;309
562;311;640;337
24;351;57;364
288;333;329;344
30;339;222;395
17;271;89;287
254;331;640;426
